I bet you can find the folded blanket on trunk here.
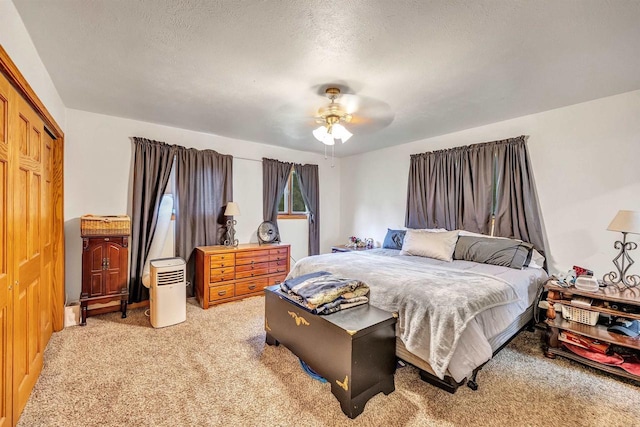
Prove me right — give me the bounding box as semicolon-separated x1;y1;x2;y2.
280;271;370;314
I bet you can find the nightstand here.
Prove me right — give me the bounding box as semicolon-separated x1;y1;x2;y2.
543;281;640;383
331;245;374;253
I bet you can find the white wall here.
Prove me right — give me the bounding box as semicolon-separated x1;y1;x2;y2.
0;0;66;127
64;109;341;302
340;90;640;277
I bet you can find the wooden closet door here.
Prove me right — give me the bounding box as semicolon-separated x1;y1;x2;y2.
11;91;44;417
40;132;53;347
0;72;13;427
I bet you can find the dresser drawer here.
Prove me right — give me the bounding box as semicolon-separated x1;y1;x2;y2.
236;267;270;279
236;254;270;265
209;253;235;268
236;249;269;260
209;284;235;302
209;267;235;283
268;274;287;286
269;252;288;262
269;260;288;274
236;262;269;273
235;278;268;296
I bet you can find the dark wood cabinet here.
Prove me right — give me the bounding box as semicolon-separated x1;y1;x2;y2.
80;236;129;325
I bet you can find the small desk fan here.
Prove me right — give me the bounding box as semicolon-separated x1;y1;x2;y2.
257;221;279;245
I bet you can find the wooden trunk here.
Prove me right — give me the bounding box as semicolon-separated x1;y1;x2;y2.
264;286;397;419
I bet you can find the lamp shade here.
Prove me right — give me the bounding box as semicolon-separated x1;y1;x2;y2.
607;210;640;234
312;126;328;142
224;202;241;216
332;124;353;143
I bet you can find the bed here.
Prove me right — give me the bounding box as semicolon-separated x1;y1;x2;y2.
287;248;548;392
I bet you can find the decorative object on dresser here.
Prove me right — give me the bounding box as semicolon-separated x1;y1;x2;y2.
602;210;640;289
543;280;640;383
264;285;396;419
195;244;290;309
257;221;280;244
224;202;241;247
80;215;131;326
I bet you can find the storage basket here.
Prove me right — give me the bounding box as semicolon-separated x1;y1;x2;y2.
561;304;599;326
81;215;131;236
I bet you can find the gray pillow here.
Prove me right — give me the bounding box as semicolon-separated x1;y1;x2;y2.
453;236;533;269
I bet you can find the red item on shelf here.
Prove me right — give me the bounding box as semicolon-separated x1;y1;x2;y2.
619;357;640;376
559;331;609;354
563;343;624;365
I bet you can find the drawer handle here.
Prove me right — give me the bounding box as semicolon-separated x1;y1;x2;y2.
248;285;256;290
221;263;225;267
251;273;254;277
218;290;227;296
251;260;254;264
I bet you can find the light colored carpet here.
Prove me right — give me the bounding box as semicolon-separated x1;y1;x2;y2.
18;297;640;426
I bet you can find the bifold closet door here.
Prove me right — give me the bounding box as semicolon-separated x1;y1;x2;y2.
11;86;44;418
40;131;53;348
0;70;13;427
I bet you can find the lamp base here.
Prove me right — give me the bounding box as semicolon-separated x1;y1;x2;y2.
224;219;238;247
602;233;639;289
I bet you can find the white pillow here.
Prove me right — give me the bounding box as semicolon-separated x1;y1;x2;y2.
528;250;546;269
456;230;545;269
416;228;448;233
400;229;460;262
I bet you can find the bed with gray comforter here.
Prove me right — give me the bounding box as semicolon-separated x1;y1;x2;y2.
287;248;548;382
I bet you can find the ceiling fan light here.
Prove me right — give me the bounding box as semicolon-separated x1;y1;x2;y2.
312;125;328;142
332;124;353;143
322;133;335;146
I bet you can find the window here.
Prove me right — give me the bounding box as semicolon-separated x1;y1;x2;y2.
278;170;307;219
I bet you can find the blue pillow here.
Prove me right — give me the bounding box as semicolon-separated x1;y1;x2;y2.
382;229;406;250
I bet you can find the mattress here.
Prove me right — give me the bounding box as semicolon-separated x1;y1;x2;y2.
289;248;548;382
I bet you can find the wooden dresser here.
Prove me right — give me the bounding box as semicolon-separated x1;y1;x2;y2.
195;243;290;309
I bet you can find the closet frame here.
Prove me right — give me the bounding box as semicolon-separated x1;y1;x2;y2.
0;44;65;426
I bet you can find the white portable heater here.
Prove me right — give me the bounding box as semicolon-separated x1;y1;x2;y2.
149;257;187;328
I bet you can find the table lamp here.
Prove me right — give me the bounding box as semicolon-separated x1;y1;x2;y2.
224;202;240;247
603;210;640;289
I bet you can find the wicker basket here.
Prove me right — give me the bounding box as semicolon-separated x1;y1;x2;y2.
81;215;131;237
561;304;599;326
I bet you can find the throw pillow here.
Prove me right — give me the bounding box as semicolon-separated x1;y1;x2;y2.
400;229;460;262
453;236;534;269
382;229;406;250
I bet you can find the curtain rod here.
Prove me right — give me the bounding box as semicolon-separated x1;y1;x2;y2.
234;156;262;163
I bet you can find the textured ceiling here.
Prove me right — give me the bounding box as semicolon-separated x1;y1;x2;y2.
13;0;640;156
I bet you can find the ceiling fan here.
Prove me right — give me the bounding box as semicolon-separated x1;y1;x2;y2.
312;87;353;146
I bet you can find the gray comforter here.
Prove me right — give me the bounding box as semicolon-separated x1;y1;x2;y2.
288;251;525;379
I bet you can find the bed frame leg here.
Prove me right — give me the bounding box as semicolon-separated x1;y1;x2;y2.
418;369;462;394
466;368;479;391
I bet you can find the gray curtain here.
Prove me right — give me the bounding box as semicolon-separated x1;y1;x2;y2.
129;138;177;303
406;147;469;230
460;142;496;234
175;147;233;294
294;163;320;255
493;136;546;254
406;136;545;253
262;158;293;239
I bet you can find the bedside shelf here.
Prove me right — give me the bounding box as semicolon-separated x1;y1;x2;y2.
543;281;640;381
546;347;640;382
545;317;640;351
